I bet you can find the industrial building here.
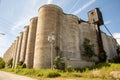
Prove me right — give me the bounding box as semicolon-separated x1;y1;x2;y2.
3;4;118;69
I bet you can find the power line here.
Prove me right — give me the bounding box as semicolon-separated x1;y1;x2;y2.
103;24;114;38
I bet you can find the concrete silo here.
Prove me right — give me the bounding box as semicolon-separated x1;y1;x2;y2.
25;17;37;68
79;22;99;60
19;25;29;63
15;32;23;68
13;36;19;68
3;43;14;66
12;40;16;68
60;14;80;59
34;4;63;69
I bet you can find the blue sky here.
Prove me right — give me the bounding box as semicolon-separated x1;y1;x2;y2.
0;0;120;57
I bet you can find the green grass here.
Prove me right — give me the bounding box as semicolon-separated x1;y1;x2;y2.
0;63;120;79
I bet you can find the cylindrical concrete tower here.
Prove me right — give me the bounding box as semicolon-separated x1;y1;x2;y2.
19;25;29;63
61;14;80;58
12;40;16;68
13;36;19;68
15;32;23;68
25;17;37;68
34;4;63;69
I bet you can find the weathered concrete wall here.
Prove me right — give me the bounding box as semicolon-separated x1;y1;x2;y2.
64;58;95;68
79;22;99;57
60;14;80;59
12;37;19;68
101;32;117;60
3;43;13;63
101;32;110;60
34;4;63;69
15;32;23;68
12;40;16;68
25;17;37;68
109;37;117;57
19;25;29;63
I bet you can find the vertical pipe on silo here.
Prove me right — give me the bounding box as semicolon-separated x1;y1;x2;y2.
25;17;37;68
34;5;63;69
15;32;23;68
19;25;29;63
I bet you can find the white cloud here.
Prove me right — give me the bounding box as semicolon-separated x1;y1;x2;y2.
113;33;120;45
104;20;111;25
47;0;53;4
69;0;80;12
72;0;96;15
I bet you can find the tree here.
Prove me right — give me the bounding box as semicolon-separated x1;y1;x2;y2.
0;57;5;69
83;38;95;58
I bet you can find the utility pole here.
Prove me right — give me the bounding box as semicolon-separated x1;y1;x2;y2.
48;32;55;69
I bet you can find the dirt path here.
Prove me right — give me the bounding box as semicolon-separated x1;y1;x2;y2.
0;71;38;80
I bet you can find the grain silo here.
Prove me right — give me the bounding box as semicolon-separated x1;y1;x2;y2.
25;17;37;68
13;37;19;68
15;32;23;68
19;25;29;63
34;4;63;69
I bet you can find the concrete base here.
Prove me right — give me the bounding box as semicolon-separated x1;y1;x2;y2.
63;58;95;68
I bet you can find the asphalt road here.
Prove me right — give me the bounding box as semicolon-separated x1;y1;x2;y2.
0;71;38;80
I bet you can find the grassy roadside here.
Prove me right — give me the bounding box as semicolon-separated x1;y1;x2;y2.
0;63;120;80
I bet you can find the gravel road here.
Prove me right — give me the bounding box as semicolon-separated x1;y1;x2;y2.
0;71;38;80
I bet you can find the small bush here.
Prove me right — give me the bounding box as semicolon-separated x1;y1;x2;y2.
21;63;26;68
54;56;65;70
93;62;110;69
75;67;86;72
7;58;13;68
42;69;61;78
110;56;120;63
46;71;60;78
66;66;73;72
98;51;107;63
16;62;26;69
0;57;5;69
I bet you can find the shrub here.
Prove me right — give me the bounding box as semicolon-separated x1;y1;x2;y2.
0;57;5;69
7;58;13;68
21;63;26;68
110;56;120;63
75;67;86;72
93;62;110;69
66;65;73;72
54;56;65;70
82;38;95;61
46;71;60;78
98;51;107;63
16;62;26;69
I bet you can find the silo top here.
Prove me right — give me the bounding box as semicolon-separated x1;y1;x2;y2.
16;36;19;39
19;32;23;36
66;14;80;20
24;25;29;28
38;4;63;12
30;17;38;22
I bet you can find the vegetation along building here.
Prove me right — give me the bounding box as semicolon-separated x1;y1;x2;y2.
3;4;118;69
